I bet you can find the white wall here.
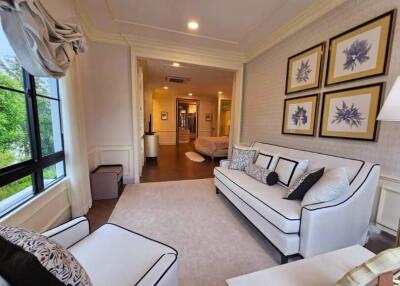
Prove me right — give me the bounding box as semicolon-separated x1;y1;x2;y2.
241;0;400;179
81;41;135;183
152;92;218;145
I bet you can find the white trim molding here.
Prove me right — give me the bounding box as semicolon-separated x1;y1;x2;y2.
375;175;400;236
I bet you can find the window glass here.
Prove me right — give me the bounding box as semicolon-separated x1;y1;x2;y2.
0;89;31;169
43;161;65;187
37;96;62;156
0;175;33;215
0;21;24;91
35;77;58;99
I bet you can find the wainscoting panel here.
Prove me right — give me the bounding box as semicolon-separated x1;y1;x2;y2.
88;145;135;183
376;176;400;236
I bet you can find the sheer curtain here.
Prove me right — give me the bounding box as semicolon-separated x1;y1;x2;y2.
59;57;92;217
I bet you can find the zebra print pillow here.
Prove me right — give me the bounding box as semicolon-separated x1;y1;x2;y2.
0;225;92;286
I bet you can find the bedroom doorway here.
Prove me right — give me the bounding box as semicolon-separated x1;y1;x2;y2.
176;99;199;144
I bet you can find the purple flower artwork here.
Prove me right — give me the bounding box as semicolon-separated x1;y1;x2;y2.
295;60;312;83
343;40;371;71
331;101;364;128
291;106;308;126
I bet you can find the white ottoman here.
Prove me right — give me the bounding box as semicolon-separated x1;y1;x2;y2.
227;245;374;286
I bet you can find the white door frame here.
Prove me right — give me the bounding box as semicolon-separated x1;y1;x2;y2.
129;45;244;183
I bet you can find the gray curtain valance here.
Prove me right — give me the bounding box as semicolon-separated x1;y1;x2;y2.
0;0;86;77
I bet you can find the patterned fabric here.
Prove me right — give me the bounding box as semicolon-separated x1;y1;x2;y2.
245;164;271;184
336;247;400;286
284;168;324;200
229;147;257;171
0;225;92;286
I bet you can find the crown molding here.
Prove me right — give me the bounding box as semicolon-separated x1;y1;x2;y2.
245;0;348;61
74;0;347;64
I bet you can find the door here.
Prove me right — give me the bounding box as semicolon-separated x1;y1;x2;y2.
176;99;199;144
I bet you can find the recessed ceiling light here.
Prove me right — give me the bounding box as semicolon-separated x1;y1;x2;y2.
188;21;199;30
172;62;180;67
163;86;169;90
188;92;193;96
218;91;223;95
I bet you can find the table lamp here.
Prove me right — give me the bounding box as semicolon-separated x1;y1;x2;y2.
377;76;400;247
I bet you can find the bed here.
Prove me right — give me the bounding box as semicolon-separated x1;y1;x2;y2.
194;136;229;160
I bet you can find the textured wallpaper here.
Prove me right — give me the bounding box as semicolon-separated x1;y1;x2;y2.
241;0;400;178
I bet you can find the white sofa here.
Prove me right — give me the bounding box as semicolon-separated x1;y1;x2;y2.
214;142;380;264
0;217;178;286
227;245;375;286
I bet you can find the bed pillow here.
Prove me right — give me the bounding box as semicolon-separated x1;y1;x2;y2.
302;167;349;207
255;152;280;170
244;164;279;185
0;225;92;286
229;147;257;171
284;168;325;200
274;156;309;188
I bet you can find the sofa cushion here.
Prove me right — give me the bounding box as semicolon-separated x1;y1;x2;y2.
0;225;92;286
229;147;257;171
284;168;325;200
274;156;309;188
68;224;177;286
214;167;302;233
255;152;280;170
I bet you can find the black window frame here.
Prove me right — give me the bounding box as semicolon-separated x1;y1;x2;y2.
0;70;65;217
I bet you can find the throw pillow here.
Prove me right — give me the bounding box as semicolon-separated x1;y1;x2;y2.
284;168;325;200
274;156;309;188
335;247;400;286
302;167;349;207
0;225;92;286
229;147;257;171
245;164;271;184
266;171;279;186
255;152;280;170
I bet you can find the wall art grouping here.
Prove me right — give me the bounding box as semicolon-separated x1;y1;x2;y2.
282;9;395;141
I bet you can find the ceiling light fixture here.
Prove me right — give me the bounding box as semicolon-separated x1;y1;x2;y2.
188;92;193;96
188;21;199;30
163;86;169;90
218;91;223;95
172;62;180;67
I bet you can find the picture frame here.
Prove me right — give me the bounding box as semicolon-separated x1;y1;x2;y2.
285;42;325;94
205;113;212;121
161;111;168;120
282;94;319;136
325;10;395;86
319;83;383;141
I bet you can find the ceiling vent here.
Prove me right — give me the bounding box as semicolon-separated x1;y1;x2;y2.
165;76;190;84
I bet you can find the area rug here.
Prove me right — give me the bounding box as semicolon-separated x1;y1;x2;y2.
185;151;205;162
109;178;278;286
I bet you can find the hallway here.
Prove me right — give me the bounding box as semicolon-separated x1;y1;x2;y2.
140;143;222;183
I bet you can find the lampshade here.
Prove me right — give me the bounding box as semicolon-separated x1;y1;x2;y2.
377;76;400;121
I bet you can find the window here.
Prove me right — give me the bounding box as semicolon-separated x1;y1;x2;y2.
0;22;65;216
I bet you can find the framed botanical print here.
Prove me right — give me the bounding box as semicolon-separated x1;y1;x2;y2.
161;111;168;120
285;43;325;94
325;10;395;86
320;83;383;141
282;94;319;136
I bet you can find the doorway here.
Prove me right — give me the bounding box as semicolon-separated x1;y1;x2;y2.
176;99;199;144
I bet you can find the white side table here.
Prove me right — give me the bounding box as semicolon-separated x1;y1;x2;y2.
144;134;159;158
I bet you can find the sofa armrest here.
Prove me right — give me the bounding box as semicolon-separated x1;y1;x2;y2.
42;217;90;248
299;164;380;258
136;253;178;286
220;159;231;168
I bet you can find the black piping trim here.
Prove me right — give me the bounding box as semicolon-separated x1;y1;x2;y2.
256;153;274;169
274;157;299;187
215;184;301;261
250;141;365;185
215;177;299;235
105;223;178;286
302;164;380;212
134;253;177;286
215;168;300;221
45;217;89;239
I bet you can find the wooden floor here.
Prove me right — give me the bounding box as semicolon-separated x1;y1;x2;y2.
86;142;396;253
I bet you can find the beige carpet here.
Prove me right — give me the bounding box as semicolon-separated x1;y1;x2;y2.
109;178;278;286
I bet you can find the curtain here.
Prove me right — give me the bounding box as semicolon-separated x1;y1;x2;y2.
0;0;86;77
59;56;92;217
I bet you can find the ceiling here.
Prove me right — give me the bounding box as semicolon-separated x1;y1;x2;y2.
78;0;327;54
141;58;234;98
